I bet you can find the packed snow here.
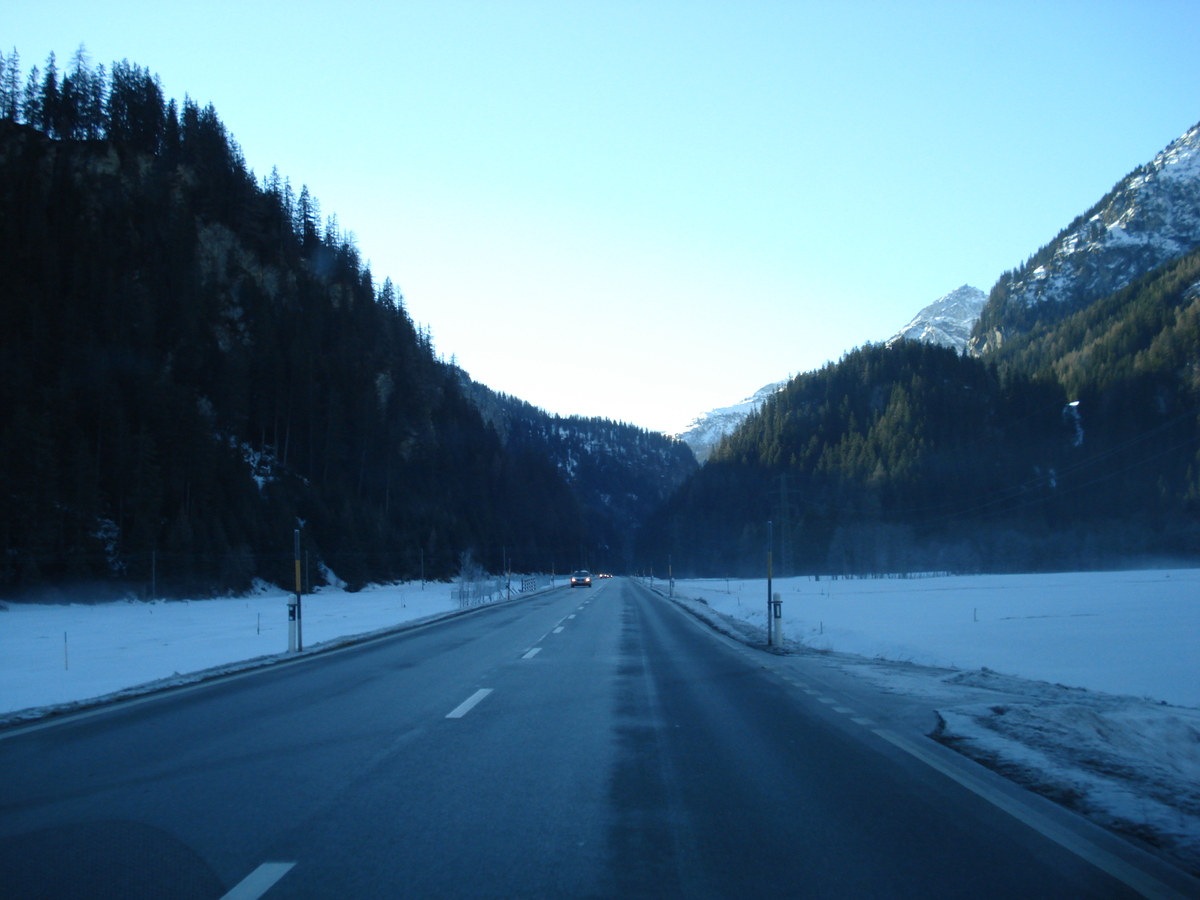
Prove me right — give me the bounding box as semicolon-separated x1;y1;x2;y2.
661;568;1200;874
1;568;1197;873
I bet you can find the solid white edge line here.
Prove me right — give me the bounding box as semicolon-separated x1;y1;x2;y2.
872;728;1189;900
653;579;1193;898
220;862;296;900
446;688;493;719
522;648;542;659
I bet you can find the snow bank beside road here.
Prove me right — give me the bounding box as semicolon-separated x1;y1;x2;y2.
666;569;1200;874
0;578;553;721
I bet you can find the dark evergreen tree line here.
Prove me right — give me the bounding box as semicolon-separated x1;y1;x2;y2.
453;371;697;573
638;328;1200;577
0;48;596;598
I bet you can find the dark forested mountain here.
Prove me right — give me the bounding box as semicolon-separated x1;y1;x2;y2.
640;343;1081;576
638;120;1200;577
453;370;697;572
676;283;988;465
0;51;607;597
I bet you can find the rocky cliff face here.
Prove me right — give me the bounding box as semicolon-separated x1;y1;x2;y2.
972;121;1200;353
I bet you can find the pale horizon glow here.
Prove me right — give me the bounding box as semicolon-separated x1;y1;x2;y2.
7;1;1200;433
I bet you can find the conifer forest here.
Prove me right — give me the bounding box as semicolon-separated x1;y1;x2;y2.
2;48;1198;595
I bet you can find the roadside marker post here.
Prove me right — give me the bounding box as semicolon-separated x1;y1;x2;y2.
288;528;303;652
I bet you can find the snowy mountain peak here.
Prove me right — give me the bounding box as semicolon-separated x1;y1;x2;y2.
676;380;787;463
889;285;986;352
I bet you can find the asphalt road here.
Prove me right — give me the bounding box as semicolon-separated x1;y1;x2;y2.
0;578;1194;899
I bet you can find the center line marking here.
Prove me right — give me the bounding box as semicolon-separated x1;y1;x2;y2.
522;648;542;659
568;614;577;619
446;688;493;718
553;626;564;633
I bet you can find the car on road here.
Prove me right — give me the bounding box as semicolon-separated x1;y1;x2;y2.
570;570;592;588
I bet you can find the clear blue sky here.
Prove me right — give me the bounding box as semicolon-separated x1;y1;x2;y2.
8;1;1200;433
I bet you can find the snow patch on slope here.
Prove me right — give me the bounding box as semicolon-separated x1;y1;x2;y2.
889;285;986;352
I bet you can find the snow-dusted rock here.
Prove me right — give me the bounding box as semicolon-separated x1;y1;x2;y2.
972;121;1200;353
889;285;986;353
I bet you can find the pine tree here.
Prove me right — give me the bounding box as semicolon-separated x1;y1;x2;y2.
1;49;19;120
21;64;40;126
39;52;58;135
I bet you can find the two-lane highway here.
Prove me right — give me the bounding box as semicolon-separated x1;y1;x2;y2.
1;578;1194;898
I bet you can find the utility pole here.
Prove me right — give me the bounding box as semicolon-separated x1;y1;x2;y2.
766;521;773;647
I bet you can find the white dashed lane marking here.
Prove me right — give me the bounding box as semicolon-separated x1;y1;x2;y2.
522;648;542;659
220;862;296;900
446;688;493;719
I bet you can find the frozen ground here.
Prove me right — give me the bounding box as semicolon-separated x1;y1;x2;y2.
1;569;1197;874
662;568;1200;875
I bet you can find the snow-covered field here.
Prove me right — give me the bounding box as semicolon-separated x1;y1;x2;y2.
664;568;1200;874
667;569;1198;707
0;577;551;721
1;568;1197;873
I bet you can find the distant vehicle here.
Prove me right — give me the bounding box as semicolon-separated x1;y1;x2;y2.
570;570;592;588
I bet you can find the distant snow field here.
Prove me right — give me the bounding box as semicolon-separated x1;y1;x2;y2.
1;568;1197;873
669;568;1199;708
